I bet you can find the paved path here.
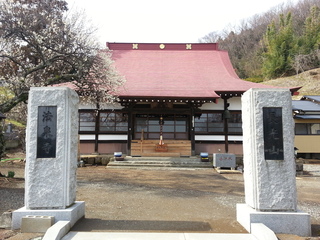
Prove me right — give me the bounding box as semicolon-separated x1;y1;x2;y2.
61;231;257;240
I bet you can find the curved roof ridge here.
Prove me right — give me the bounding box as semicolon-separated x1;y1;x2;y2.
108;42;299;99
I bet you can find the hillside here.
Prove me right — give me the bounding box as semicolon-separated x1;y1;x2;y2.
262;68;320;99
201;0;320;79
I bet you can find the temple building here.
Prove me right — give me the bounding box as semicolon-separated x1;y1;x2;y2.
78;43;299;157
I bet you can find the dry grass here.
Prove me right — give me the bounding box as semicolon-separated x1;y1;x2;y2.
262;68;320;99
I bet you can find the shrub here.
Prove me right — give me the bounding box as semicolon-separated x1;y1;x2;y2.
245;77;264;83
7;171;15;178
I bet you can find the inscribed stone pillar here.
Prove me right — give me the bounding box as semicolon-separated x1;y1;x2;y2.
241;88;297;211
25;87;79;209
237;88;310;236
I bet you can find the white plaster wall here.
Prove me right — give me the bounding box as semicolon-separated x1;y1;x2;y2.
78;97;123;110
98;135;127;141
195;135;243;141
200;97;242;110
79;135;96;140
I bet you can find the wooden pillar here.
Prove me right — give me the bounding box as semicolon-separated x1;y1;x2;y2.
94;110;99;153
190;106;195;156
223;98;230;153
127;105;133;156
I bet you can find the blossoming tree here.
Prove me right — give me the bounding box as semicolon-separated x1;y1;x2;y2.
0;0;125;113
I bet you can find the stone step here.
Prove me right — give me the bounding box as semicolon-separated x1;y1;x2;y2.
107;157;212;169
125;156;201;162
107;162;212;169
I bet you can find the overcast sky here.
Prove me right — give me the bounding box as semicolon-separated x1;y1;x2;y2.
66;0;299;46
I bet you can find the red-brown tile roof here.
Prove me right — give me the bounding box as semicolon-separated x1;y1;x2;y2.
107;43;295;99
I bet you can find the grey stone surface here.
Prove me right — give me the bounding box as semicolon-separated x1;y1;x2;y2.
21;215;54;233
250;223;278;240
213;153;236;168
61;232;257;240
238;88;311;236
241;88;297;211
237;204;311;237
25;87;79;209
12;201;85;230
42;221;71;240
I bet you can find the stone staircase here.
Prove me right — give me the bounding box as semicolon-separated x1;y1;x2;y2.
106;156;212;169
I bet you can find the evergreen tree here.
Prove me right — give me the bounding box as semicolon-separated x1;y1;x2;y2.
301;6;320;54
262;12;296;79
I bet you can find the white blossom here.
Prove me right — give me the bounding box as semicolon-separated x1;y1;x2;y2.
0;0;124;113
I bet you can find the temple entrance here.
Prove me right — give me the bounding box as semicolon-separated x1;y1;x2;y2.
133;114;189;140
131;113;191;157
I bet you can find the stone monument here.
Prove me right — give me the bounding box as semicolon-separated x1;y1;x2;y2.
213;153;236;169
12;87;85;230
237;88;311;236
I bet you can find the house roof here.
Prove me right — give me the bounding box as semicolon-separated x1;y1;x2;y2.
293;98;320;120
294;115;320;119
107;43;299;101
301;95;320;103
292;100;320;112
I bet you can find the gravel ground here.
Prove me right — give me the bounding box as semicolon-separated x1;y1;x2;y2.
0;160;320;240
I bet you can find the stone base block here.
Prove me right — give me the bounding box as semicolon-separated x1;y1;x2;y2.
0;211;12;229
21;215;54;233
237;204;311;237
12;201;85;230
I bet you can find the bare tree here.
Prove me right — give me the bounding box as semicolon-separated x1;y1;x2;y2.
0;0;125;113
198;31;223;43
199;0;320;79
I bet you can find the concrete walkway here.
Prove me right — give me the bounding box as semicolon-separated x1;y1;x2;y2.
44;220;277;240
61;232;257;240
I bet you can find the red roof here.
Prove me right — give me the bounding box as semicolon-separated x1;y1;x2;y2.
107;43;295;100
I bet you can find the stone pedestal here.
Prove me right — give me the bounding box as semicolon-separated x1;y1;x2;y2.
12;87;85;230
213;153;236;169
238;88;310;236
237;204;311;236
12;201;85;230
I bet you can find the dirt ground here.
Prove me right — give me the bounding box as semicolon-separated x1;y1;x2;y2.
1;156;320;240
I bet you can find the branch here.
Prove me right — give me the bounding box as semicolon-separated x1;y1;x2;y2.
0;91;28;113
0;54;27;72
46;73;81;85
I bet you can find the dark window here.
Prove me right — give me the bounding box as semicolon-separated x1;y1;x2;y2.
195;113;223;133
134;114;188;140
295;123;320;135
311;123;320;134
79;110;128;133
79;111;96;132
228;112;242;134
195;112;242;134
99;112;128;132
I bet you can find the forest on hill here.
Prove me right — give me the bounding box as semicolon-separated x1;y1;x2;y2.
200;0;320;83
